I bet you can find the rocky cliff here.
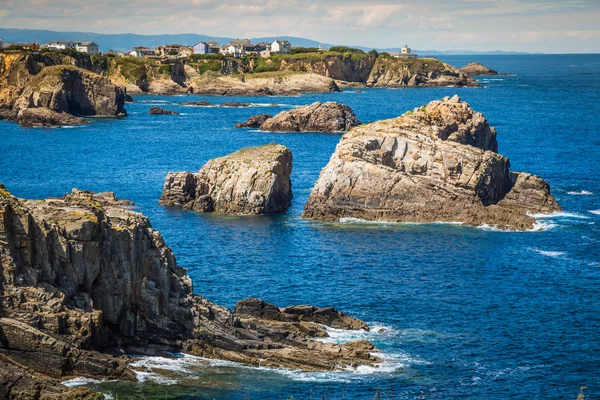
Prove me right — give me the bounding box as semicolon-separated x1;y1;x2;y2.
160;144;293;214
0;185;379;398
366;58;475;87
259;101;361;132
0;53;127;127
303;96;561;230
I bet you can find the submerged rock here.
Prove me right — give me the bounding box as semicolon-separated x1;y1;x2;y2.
260;102;361;132
459;62;499;76
124;93;136;103
160;143;293;214
16;107;89;127
148;106;179;115
181;100;212;106
0;184;379;394
303;96;561;230
220;102;251;107
234;113;273;128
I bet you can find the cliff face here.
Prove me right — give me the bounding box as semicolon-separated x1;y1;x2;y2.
14;65;126;117
277;54;378;82
303;96;561;230
160;144;293;214
0;185;376;398
367;58;475;87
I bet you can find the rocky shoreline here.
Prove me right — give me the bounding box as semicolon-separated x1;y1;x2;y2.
0;186;380;398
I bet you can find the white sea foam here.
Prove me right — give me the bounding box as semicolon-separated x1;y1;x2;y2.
338;217;464;227
528;211;590;219
589;210;600;215
316;324;398;344
534;249;566;258
567;190;593;195
61;377;105;387
133;370;177;385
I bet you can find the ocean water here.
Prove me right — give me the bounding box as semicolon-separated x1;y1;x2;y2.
1;54;599;399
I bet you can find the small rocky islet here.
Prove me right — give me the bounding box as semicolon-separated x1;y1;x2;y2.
160;143;293;214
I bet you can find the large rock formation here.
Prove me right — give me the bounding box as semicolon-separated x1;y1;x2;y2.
366;58;476;87
0;185;379;398
303;96;561;230
459;62;499;77
148;106;179;115
10;65;126;126
260;102;361;133
160;144;293;214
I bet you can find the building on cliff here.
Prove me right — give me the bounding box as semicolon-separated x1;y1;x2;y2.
45;40;97;54
393;44;418;59
1;42;40;51
155;44;193;58
271;40;291;55
129;46;158;58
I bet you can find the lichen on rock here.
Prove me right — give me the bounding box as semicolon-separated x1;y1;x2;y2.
259;101;361;132
160;143;293;214
303;95;561;230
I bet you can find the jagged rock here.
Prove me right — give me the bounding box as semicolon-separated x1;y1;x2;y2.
366;58;477;87
328;80;341;92
181;100;212;106
234;114;273;128
12;65;126;128
148;106;179;115
459;62;499;76
124;93;136;102
220;102;251;107
159;144;293;214
0;185;379;382
234;299;369;331
303;96;561;230
260;102;361;133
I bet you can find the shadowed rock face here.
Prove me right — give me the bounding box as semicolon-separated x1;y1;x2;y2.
0;185;379;398
260;102;361;133
234;114;273;128
303;95;561;231
160;144;293;215
13;66;126;123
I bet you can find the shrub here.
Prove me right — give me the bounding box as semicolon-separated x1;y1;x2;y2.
291;47;320;55
329;46;365;54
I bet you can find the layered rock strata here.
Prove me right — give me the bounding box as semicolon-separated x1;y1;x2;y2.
0;185;378;398
303;95;561;230
160;144;293;214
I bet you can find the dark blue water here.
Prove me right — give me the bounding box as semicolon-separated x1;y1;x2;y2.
1;55;599;399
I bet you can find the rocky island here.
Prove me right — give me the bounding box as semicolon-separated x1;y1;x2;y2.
237;102;361;132
459;62;499;76
0;185;379;399
303;96;561;230
160;144;293;214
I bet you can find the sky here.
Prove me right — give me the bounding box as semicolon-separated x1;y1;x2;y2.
0;0;599;53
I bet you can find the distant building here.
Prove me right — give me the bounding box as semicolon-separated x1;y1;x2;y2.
46;40;98;54
2;42;40;51
207;41;220;54
155;44;192;58
395;44;418;59
129;46;157;58
192;41;209;55
75;41;99;55
46;41;76;50
271;40;291;55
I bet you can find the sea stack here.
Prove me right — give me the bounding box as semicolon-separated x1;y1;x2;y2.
259;101;361;132
303;95;561;230
160;143;293;214
459;62;499;76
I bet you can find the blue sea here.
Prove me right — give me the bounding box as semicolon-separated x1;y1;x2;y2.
1;54;599;399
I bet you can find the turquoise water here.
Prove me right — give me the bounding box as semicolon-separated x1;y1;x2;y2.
1;55;599;399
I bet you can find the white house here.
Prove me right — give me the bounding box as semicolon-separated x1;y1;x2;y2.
396;44;418;59
46;41;77;50
75;41;99;55
271;40;291;55
227;45;244;58
129;46;157;58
